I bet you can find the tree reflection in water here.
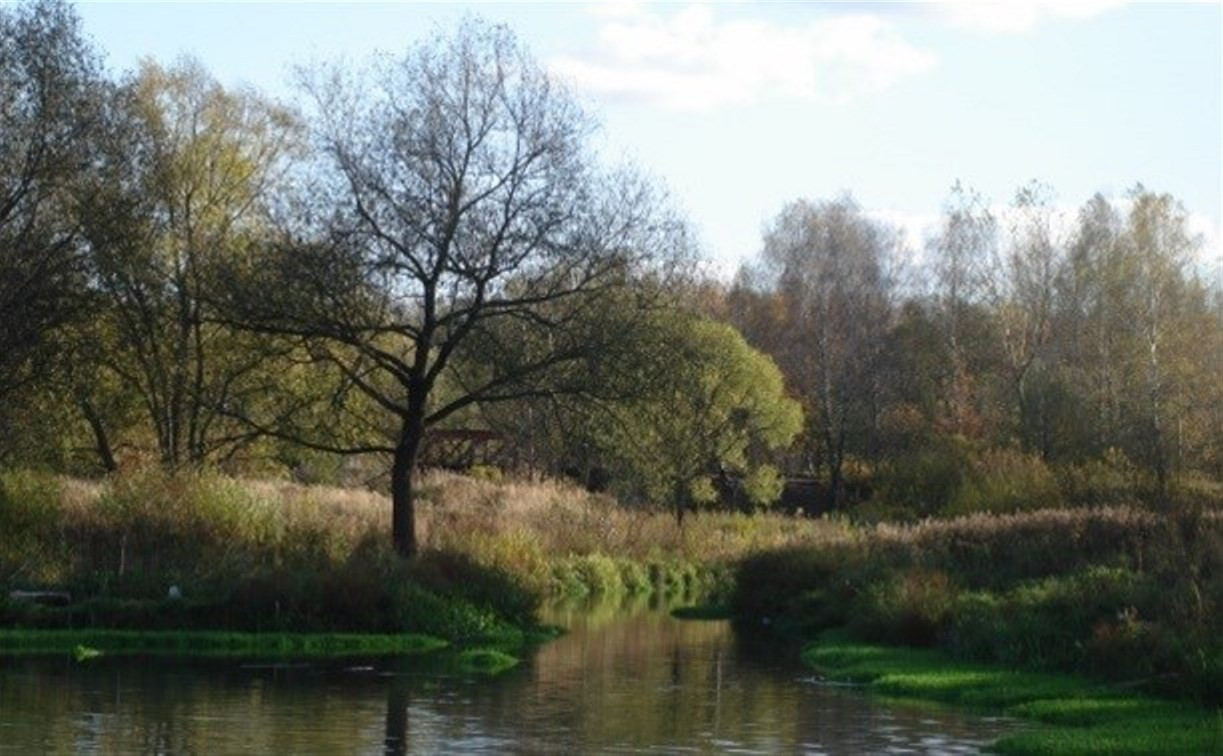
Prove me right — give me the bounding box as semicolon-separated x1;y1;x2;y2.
0;599;1016;753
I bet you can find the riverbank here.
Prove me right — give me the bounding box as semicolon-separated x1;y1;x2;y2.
0;628;448;659
735;506;1222;701
0;598;1020;753
732;505;1222;752
803;632;1221;754
0;469;832;656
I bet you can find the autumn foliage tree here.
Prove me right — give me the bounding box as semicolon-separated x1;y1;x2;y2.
736;197;900;508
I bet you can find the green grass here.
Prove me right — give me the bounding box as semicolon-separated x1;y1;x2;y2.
802;632;1223;755
0;628;448;659
995;709;1223;755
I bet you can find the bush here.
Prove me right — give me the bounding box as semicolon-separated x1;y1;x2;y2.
390;582;506;642
947;448;1063;515
849;568;957;647
864;447;966;520
1167;474;1223;512
732;543;866;623
1056;448;1149;508
867;445;1064;520
408;549;540;629
0;470;67;583
617;559;652;594
948;567;1152;671
559;554;622;597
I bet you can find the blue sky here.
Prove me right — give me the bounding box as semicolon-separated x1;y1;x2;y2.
73;1;1221;276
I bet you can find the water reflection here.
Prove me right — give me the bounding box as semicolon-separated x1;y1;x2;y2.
0;599;1014;754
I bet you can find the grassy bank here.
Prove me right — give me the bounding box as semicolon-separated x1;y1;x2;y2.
803;632;1222;754
735;506;1223;704
0;628;447;658
0;469;839;654
732;504;1222;751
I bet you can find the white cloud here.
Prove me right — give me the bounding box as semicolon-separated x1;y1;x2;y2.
548;5;936;111
935;1;1126;35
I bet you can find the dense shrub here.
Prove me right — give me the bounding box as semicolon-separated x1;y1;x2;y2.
947;448;1063;515
1056;449;1149;509
948;567;1153;669
863;447;967;520
734;507;1223;703
733;543;864;623
406;549;541;629
864;445;1067;520
849;568;957;647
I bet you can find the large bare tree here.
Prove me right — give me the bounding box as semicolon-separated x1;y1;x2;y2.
229;21;688;556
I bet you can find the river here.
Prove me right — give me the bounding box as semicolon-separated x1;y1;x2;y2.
0;599;1015;754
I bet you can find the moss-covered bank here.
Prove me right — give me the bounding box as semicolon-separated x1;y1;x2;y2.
803;632;1222;755
0;628;447;658
731;505;1222;753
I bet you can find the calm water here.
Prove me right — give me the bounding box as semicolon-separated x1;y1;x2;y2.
0;600;1015;754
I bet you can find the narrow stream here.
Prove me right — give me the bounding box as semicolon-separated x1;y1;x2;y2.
0;599;1015;754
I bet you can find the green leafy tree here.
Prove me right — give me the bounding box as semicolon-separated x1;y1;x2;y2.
595;316;802;524
77;59;301;468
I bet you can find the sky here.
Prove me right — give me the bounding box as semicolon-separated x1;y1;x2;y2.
71;1;1222;277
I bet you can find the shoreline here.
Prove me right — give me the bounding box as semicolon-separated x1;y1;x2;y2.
802;630;1222;754
0;628;449;659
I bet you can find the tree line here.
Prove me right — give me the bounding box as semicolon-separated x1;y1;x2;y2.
2;2;1218;556
725;185;1219;515
0;2;801;555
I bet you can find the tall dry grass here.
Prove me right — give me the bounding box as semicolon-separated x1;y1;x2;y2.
6;468;1216;595
0;468;852;611
416;470;851;563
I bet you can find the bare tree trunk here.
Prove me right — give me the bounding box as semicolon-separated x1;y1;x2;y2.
392;404;426;558
826;456;842;511
79;396;117;473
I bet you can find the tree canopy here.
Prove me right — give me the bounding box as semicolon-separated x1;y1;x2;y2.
593;316;803;523
1;1;1218;543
